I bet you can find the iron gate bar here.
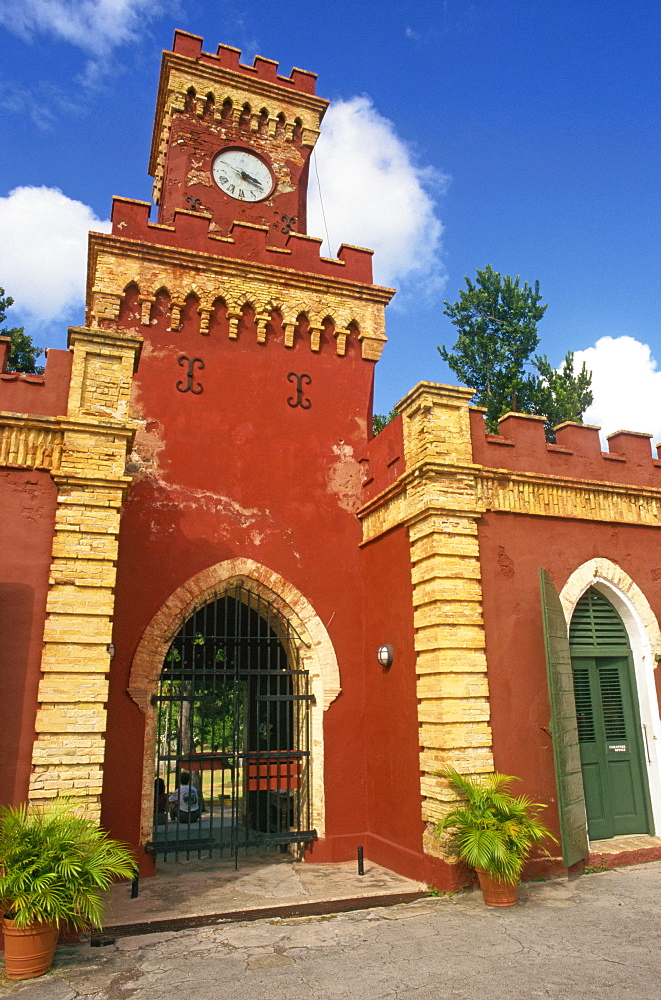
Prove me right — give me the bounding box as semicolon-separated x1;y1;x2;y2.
152;584;315;864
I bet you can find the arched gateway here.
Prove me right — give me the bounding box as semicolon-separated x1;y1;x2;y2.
129;559;339;860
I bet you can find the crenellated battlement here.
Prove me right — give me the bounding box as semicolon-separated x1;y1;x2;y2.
0;337;72;418
470;408;661;489
87;207;392;362
150;32;328;208
359;385;661;545
107;197;378;285
172;31;319;95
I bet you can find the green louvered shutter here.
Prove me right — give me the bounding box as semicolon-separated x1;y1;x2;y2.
539;568;589;866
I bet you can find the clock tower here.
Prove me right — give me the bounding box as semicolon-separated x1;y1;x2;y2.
83;30;395;864
151;30;327;245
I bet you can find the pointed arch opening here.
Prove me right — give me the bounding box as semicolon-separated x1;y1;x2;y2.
150;584;314;861
118;282;141;331
130;559;340;852
185;87;197;113
239;102;252;128
203;92;215;118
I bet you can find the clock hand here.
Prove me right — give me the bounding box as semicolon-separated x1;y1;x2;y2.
239;169;263;189
221;163;263;188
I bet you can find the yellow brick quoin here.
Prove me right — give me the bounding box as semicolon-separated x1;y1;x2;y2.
359;382;495;861
17;325;143;811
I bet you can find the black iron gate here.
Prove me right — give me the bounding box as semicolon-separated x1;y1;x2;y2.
149;584;315;862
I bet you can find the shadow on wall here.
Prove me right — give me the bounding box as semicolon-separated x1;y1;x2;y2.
0;583;38;805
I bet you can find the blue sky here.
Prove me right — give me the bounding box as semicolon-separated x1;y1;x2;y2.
1;0;660;438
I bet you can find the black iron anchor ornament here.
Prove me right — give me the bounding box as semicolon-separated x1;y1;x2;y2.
176;355;205;394
287;372;311;409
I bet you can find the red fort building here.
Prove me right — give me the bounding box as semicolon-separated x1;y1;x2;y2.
2;30;661;894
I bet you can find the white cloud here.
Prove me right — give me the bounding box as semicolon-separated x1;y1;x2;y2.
0;0;163;57
0;186;110;328
308;96;447;298
573;336;661;443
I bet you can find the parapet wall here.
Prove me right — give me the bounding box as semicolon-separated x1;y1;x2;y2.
470;409;661;489
0;338;72;418
172;30;319;95
362;415;404;504
109;198;376;285
360;386;661;526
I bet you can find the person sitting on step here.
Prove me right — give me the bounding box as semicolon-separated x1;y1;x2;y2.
168;771;201;824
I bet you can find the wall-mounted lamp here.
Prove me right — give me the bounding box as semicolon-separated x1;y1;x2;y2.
107;643;116;661
377;644;394;669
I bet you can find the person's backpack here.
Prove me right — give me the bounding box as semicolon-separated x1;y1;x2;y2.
183;785;199;809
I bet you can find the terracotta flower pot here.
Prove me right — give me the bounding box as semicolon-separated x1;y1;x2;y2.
475;869;519;907
2;917;58;980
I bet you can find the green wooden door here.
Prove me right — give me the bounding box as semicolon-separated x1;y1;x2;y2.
570;589;652;840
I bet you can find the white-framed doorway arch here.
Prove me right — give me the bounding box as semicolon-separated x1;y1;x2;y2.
560;557;661;835
129;557;341;847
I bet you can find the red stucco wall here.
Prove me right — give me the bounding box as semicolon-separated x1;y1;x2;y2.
0;348;72;417
0;470;58;805
101;291;376;864
478;511;661;850
0;345;71;808
470;409;661;875
359;525;425;873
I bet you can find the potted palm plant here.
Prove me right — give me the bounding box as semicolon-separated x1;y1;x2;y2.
0;799;137;980
436;769;557;906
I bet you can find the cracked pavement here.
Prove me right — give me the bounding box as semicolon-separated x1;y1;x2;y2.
2;861;660;1000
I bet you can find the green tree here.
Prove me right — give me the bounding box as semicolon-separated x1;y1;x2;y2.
372;407;399;436
531;351;593;438
438;265;592;439
0;287;43;373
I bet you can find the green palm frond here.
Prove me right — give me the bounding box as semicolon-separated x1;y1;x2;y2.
0;799;137;929
436;768;557;885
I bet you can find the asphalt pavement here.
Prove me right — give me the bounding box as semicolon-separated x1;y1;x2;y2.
2;861;660;1000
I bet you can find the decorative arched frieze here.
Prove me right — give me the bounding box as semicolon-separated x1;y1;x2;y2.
88;245;389;360
129;557;339;843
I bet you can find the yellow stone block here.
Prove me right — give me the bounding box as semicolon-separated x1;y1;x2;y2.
34;705;108;733
46;585;116;616
413;601;484;629
43;614;112;644
416;673;490;699
54;506;120;534
420;747;494;774
412;535;480;561
419;721;494;750
414;624;487;651
410;552;482;579
418;698;491;724
49;559;117;587
416;648;487;677
411;574;482;603
52;533;119;560
41;644;110;673
37;675;109;703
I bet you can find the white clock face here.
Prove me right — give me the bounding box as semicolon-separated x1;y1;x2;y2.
212;149;274;202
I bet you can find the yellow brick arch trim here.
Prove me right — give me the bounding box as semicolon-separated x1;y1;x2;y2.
559;557;661;657
97;279;379;357
559;556;661;832
167;69;323;134
129;557;339;843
